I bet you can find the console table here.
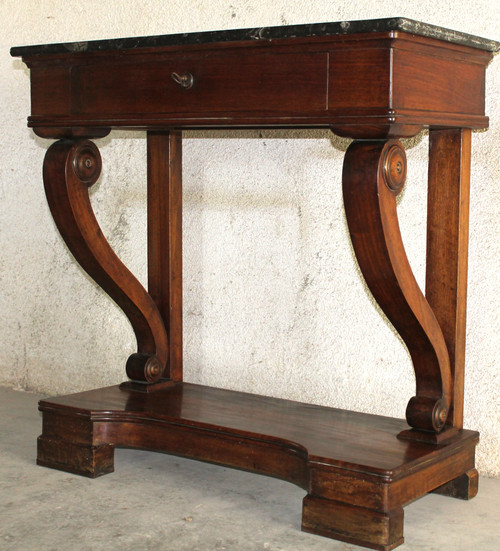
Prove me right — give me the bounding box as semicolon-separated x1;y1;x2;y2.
12;18;499;550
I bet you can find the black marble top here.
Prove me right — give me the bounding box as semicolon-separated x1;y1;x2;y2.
11;17;500;57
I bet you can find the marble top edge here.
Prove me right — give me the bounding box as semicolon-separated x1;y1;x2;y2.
11;17;500;57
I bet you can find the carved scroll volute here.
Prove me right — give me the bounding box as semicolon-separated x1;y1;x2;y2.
342;140;452;433
43;139;168;383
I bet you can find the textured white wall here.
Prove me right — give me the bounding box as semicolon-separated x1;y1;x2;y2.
0;1;498;476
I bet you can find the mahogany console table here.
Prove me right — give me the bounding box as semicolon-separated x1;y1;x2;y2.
12;18;499;550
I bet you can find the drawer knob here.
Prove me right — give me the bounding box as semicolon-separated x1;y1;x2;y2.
171;72;194;89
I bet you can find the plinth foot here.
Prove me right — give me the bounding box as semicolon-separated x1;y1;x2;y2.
302;495;404;551
431;468;478;500
37;436;114;478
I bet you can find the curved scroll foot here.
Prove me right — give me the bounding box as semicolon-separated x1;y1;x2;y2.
43;139;169;383
342;140;452;434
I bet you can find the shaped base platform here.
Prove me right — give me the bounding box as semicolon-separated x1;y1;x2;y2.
37;383;478;550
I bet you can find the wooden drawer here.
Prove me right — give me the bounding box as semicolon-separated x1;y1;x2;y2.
71;51;328;116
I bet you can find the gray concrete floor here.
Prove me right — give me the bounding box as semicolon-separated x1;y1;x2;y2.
1;386;498;551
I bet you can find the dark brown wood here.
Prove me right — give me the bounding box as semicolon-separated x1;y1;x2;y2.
20;31;493;139
13;21;496;550
431;468;479;499
71;51;329;116
426;128;471;428
397;425;459;444
38;437;114;478
147;131;183;382
302;497;404;551
42;139;169;382
36;383;478;549
342;140;452;433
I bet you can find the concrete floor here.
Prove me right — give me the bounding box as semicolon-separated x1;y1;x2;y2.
1;386;498;551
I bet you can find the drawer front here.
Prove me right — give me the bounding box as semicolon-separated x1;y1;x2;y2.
71;51;328;116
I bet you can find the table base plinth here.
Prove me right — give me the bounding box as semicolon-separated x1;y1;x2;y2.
37;382;478;550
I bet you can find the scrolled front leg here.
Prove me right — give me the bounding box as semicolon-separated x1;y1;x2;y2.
43;139;169;384
342;139;452;434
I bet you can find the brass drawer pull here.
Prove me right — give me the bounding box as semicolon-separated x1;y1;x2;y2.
171;72;194;89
